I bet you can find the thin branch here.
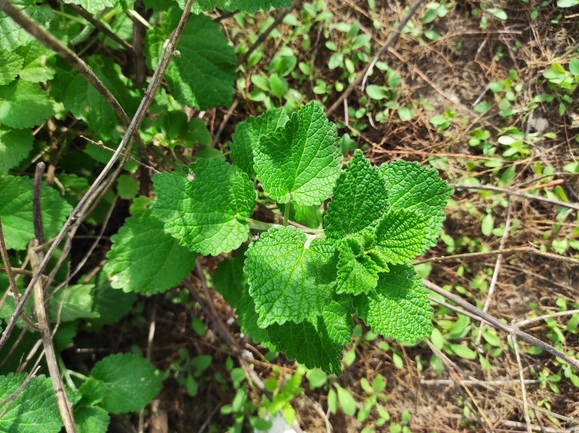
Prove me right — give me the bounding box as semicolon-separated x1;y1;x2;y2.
32;163;45;246
28;240;76;433
513;309;579;329
326;0;426;116
0;0;197;352
423;279;579;370
415;245;579;267
67;3;134;51
475;199;511;347
360;0;427;90
211;99;239;147
509;333;532;433
450;182;579;212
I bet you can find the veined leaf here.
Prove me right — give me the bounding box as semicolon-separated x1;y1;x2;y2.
0;126;33;172
0;80;54;128
374;208;430;263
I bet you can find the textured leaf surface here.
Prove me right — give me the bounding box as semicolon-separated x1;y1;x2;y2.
165;14;236;110
325;149;388;239
254;101;342;205
104;208;197;294
0;175;72;250
0;81;54;128
74;405;110;433
153;159;255;256
62;0;115;14
0;126;33;172
48;284;98;322
89;353;162;414
380;161;452;248
268;297;352;374
231;107;289;178
355;265;432;343
0;50;23;85
188;0;291;13
213;247;246;308
0;373;62;433
245;226;337;326
15;42;55;82
0;2;54;51
374;209;429;264
336;233;387;295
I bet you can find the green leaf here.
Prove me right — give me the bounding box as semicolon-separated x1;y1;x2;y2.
0;80;54;128
355;264;432;343
335;384;356;416
450;344;477;360
0;374;62;433
117;174;139;200
213;248;246;308
235;287;274;348
380;160;452;249
62;0;115;14
74;405;110;433
569;59;579;76
336;232;387;295
231;107;289;178
245;226;337;327
268;296;352;374
164;14;236;110
0;50;23;85
89;353;162;414
325;149;388;239
254;101;342;205
104;208;198;294
87;274;137;330
48;284;99;322
0;175;72;250
15;42;55;82
181;0;291;13
0;126;33;172
0;2;54;52
374;209;430;263
152;159;255;256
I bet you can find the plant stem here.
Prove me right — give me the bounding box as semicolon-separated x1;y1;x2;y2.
283;201;291;227
247;218;280;232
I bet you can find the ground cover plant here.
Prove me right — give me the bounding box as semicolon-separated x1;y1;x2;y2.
1;0;579;432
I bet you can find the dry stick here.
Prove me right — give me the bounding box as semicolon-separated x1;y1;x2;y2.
423;279;579;371
360;0;427;91
29;240;76;433
416;246;579;267
236;6;293;66
0;0;197;352
424;338;493;433
211;99;239;147
513;309;579;329
475;200;512;347
450;183;579;212
326;0;426;116
509;333;532;433
138;303;157;433
420;379;540;386
66;3;134;51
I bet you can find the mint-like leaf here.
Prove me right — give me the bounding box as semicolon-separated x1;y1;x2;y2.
48;284;98;322
254;101;342;205
189;0;291;13
380;161;452;248
245;226;337;327
153;159;255;256
0;2;54;52
374;209;429;264
0;175;72;250
104;208;197;294
268;296;352;374
15;41;55;82
62;0;115;14
0;80;54;128
164;14;236;110
0;373;62;433
355;264;432;344
213;247;247;308
336;232;387;295
0;50;23;85
74;405;110;433
231;107;289;178
325;149;388;239
89;353;162;414
0;126;33;172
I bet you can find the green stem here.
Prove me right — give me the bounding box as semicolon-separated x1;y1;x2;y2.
247;218;280;232
283;200;291;227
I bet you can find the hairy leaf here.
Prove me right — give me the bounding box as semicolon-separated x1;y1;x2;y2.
74;405;110;433
380;161;452;248
48;284;99;322
355;264;432;344
104;208;197;294
231;107;289;178
15;42;55;82
62;0;115;14
0;50;23;85
89;353;162;414
254;101;342;205
153;159;255;256
245;226;337;327
0;126;33;172
0;2;54;51
0;80;54;128
325;149;388;239
0;374;62;433
374;209;429;264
